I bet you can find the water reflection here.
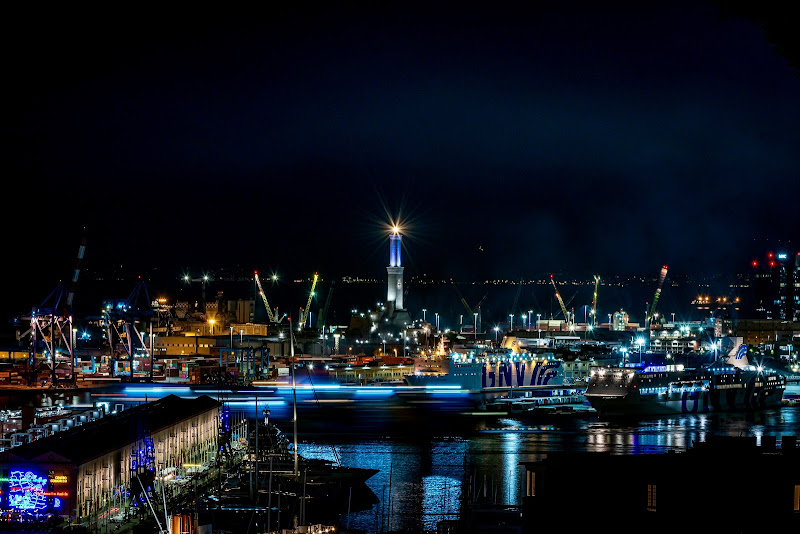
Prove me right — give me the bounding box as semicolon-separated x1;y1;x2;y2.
421;475;461;531
298;408;800;532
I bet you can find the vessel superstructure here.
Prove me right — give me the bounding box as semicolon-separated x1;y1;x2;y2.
404;348;566;392
585;345;785;416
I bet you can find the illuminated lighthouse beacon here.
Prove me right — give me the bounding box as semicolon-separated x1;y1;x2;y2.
385;226;411;326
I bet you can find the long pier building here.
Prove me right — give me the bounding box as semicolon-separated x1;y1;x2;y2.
0;394;220;523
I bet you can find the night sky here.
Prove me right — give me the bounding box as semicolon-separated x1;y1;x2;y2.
3;2;799;315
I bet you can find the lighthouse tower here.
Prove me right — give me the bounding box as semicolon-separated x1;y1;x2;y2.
386;227;404;312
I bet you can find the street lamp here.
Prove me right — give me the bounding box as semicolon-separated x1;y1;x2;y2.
522;314;527;331
494;326;499;344
528;310;532;331
636;337;645;363
435;312;439;331
583;306;588;339
473;312;478;339
536;313;541;339
422;309;427;322
509;314;513;331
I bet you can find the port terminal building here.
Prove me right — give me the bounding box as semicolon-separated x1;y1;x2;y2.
0;394;220;523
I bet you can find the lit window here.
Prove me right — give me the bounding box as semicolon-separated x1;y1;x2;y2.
647;483;657;512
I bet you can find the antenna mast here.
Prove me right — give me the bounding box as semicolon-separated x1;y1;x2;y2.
289;317;298;476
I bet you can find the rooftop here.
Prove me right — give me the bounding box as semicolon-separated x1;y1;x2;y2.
0;394;220;466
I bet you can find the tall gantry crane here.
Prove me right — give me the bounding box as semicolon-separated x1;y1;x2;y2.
591;275;600;327
103;278;156;379
550;275;571;325
299;272;319;329
254;271;277;323
451;281;486;332
647;265;669;328
316;281;335;332
24;229;87;385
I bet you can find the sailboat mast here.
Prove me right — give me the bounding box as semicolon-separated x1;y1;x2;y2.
290;317;299;477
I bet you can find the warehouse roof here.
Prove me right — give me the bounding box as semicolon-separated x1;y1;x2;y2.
0;394;220;465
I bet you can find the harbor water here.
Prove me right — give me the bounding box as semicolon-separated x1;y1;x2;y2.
3;386;799;533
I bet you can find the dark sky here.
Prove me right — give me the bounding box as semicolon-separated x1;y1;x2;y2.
3;2;799;309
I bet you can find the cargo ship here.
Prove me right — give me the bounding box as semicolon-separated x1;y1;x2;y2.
585;345;785;417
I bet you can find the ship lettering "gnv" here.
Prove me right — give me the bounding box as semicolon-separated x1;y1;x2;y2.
680;390;710;413
482;361;563;388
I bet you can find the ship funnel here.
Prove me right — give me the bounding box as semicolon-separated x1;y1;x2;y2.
726;344;749;369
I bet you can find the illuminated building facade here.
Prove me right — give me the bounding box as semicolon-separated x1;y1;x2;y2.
752;251;800;321
0;395;219;522
612;309;629;331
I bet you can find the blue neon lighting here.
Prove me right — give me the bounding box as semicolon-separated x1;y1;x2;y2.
8;470;48;511
354;388;395;396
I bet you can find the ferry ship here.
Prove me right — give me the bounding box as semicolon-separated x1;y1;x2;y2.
585;345;785;417
404;348;566;393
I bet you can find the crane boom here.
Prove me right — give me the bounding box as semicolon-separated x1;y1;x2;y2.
254;271;277;323
316;282;335;331
511;280;522;318
451;281;473;314
647;265;669;325
550;275;570;323
300;272;319;327
591;275;600;327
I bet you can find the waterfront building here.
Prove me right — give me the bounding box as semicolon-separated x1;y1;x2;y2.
733;318;800;348
0;395;220;523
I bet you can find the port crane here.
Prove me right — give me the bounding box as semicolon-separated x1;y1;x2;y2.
591;275;600;327
254;271;277;323
647;265;669;328
316;281;335;332
22;229;87;385
103;278;156;380
510;280;523;318
451;281;486;332
550;274;572;326
299;272;319;328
